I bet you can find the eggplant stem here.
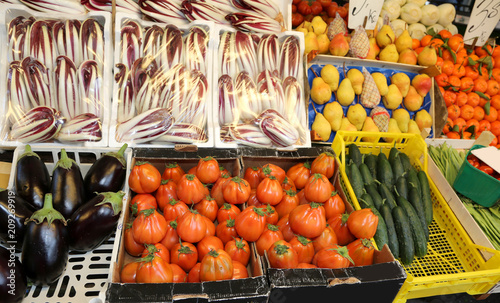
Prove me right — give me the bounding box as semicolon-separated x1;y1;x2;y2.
19;144;40;160
95;191;125;215
56;149;76;170
26;193;67;226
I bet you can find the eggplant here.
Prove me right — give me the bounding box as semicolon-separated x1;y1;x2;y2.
51;149;86;219
0;245;27;303
21;193;68;285
68;191;125;252
83;144;128;198
14;145;50;210
0;189;35;251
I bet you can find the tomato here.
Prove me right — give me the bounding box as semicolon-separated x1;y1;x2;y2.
170;241;198;272
256;224;284;256
225;237;251;266
328;213;356;245
120;261;139;283
311;152;336;179
160;220;180;250
130;193;157;215
196;156;220;184
286;162;311;190
291;12;304;28
203;216;216;238
124;223;145;257
188;165;198;175
256;176;284;205
277;215;295;242
275;189;299;219
297;263;317;268
211;174;231;207
234;206;267;242
194;195;218;222
232;260;249;279
187;263;201;282
318;0;332;8
289;235;315;264
347;238;375;267
162;199;189;221
312;245;353;269
292;0;301;4
141;243;170;264
304;173;333;203
216;218;239;245
297;188;310;205
281;176;296;191
136;254;173;283
259;163;286;183
177;209;207;243
177;174;206;204
324;190;346;220
219;165;231;178
479;165;494;175
337;5;347;18
162;162;185;183
170;263;187;283
327;3;339;18
133;208;168;244
468;159;480;168
289;202;326;238
312;225;338;252
243;166;261;189
129;162;162;194
247;189;264;207
267;240;299;269
217;203;241;223
200;249;234;281
155;179;177;212
223;177;251;204
347;208;379;239
197;236;224;262
258;204;279;225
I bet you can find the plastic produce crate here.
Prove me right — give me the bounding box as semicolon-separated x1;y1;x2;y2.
6;145;133;303
332;131;500;302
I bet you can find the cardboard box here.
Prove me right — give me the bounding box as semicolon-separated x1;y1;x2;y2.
106;148;270;303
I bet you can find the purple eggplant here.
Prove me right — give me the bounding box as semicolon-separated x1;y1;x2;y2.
0;245;27;303
0;189;35;251
68;191;124;252
14;145;50;210
21;193;69;286
51;149;86;219
83;144;128;198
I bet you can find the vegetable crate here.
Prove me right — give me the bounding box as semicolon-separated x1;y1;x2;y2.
7;145;133;303
332;131;500;302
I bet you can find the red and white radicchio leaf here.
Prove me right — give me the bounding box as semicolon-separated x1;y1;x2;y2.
280;35;300;80
29;20;56;70
10;106;65;143
257;109;299;147
115;63;135;123
218;74;239;126
8;16;33;62
20;0;87;15
235;31;258;81
257;34;279;75
181;0;230;25
55;56;80;120
81;18;104;69
184;25;208;73
120;20;143;70
53;19;82;68
57;113;102;142
21;57;54;109
226;12;284;35
138;0;189;25
116;108;174;144
7;61;31;124
160;24;184;72
235;71;260;122
131;57;159;114
229;123;272;148
143;25;164;62
257;70;285;115
78;60;103;119
157;123;208;143
218;31;237;78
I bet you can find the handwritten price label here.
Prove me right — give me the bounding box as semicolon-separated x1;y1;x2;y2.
464;0;500;46
348;0;384;30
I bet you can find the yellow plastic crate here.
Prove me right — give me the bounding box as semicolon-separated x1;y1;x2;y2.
332;131;500;302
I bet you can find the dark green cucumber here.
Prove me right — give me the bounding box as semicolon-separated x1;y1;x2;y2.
399;152;412;172
370;207;389;252
396;196;428;258
395;176;408;200
365;183;384;210
380;204;399;259
392;206;415;265
418;171;433;226
348;162;365;200
377;153;394;189
388;146;399;164
408;185;429;240
379;183;397;209
360;193;375;209
406;167;421;197
359;163;374;186
390;153;405;182
363;154;378;180
349;144;363;168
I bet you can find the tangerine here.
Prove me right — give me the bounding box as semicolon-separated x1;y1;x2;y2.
491;95;500;110
442;61;455;76
460;104;474;120
421;35;432;47
486;79;500;96
443;117;454;134
475;44;493;57
490;136;498;146
446;131;460;139
454;118;467;132
443;90;457;106
478;119;491;132
452;64;466;78
490;120;500;136
448;35;464;52
479;93;490;107
464;65;479;80
412;38;421;50
438;29;452;40
456;49;468;66
467;92;480;107
473;78;488;93
448;75;461;89
474;106;485;121
460;77;474;92
492;68;500;82
485;107;498;123
456;91;468;106
435;73;449;87
466;119;480;134
447;104;461;120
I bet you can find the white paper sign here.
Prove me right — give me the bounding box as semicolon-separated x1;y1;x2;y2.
348;0;384;30
471;146;500;174
464;0;500;46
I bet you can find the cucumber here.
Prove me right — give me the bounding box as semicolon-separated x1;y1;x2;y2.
360;192;375;209
379;183;397;209
377;152;394;189
370;207;389;252
399;152;412;172
396;195;428;258
388;146;399;164
418;171;434;226
363;154;378;180
392;206;415;265
365;183;384;210
408;185;429;240
380;204;399;259
390;153;405;181
359;163;374;186
348;161;365;200
349;144;363;168
406;167;421;197
394;176;408;200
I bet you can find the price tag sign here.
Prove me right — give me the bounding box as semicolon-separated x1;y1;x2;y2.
348;0;384;30
464;0;500;46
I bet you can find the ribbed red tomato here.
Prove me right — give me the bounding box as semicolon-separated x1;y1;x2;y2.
347;209;379;239
129;162;161;194
177;174;206;204
312;245;353;269
234;206;267;242
132;208;167;244
120;261;139;283
304;173;333;203
256;224;284;256
217;203;241;223
197;236;224;262
196;156;220;184
162;162;185;183
267;240;299;269
130;193;157;215
289;202;326;238
136;254;173;283
346;238;375;267
170;241;198;272
286;162;311;189
312;225;338;252
328;213;356;246
124;223;144;257
232;260;249;279
200;249;234;281
155;179;177;211
243;166;261;189
211;174;231;207
159;220;179;251
194;195;218;222
259;163;286;183
223;177;251;205
324;191;346;219
258;204;279;225
162;199;189;221
170;263;187;283
289;235;315;264
310;152;336;179
187;263;201;282
216;218;239;245
225;237;251;266
141;243;170;262
275;189;299;219
256;176;283;205
177;209;207;243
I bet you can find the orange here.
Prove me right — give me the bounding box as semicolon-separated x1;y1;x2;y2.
460;104;475;120
479;93;490;107
490;136;498;147
454;118;467;132
492;68;500;82
447;104;461;120
473;78;488;93
441;60;454;76
460;77;474;92
415;46;424;55
462;131;472;139
420;35;432;47
430;38;444;50
443;90;457;106
494;55;500;68
441;49;455;62
474;106;485;121
443;117;454;134
478;66;490;80
435;73;449;87
448;75;461;89
466;119;480;134
490;120;500;136
436;57;444;69
485;107;498;123
446;131;460;139
456;49;468;66
491;94;500;110
475;44;493;57
478;119;491;132
464;65;479;80
486;79;500;96
448;35;464;52
452;63;466;78
467;92;480;107
439;29;452;40
456;91;468;106
412;38;420;50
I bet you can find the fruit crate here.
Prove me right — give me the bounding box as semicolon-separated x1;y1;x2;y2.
332;131;500;302
6;145;133;303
